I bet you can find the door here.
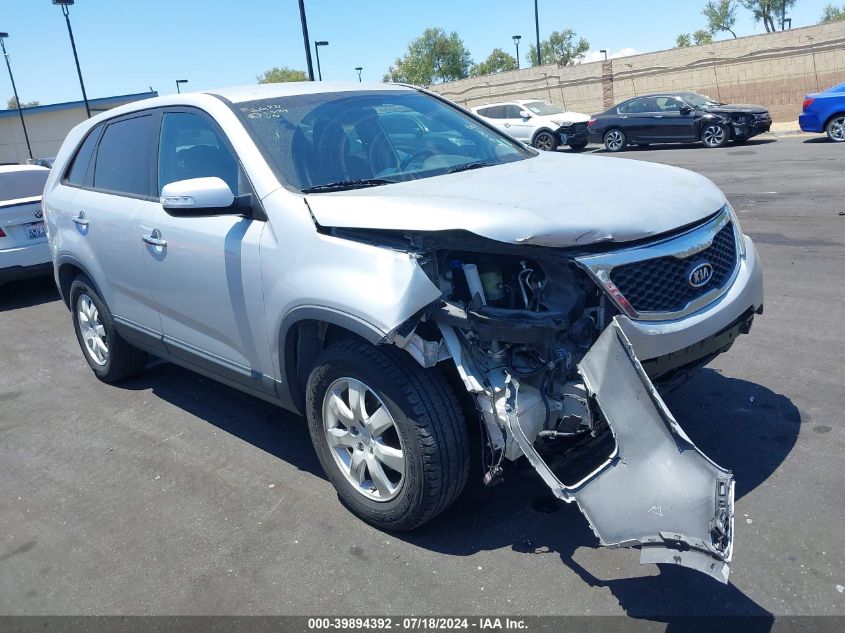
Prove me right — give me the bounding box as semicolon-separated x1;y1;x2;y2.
615;98;658;142
502;104;534;141
68;113;164;344
140;109;274;394
477;105;510;136
650;97;697;141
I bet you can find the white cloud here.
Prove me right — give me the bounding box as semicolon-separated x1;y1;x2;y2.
580;47;640;64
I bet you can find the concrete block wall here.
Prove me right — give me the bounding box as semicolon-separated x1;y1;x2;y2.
432;21;845;123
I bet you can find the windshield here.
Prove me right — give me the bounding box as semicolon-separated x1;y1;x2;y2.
233;90;531;192
679;92;722;107
524;101;565;116
0;169;49;202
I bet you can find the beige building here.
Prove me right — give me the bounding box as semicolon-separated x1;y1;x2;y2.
0;91;157;165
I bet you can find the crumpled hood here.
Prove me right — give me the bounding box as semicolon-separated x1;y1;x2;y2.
541;111;591;125
305;152;727;247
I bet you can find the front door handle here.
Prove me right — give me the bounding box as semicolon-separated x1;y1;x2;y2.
72;211;89;227
141;229;167;247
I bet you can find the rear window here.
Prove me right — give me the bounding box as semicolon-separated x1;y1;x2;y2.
0;169;49;202
93;115;155;197
65;125;101;186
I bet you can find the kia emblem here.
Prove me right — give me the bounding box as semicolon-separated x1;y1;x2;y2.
688;262;714;288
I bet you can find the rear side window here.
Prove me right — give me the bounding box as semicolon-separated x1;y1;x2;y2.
65;125;101;186
483;105;507;119
93;115;155;197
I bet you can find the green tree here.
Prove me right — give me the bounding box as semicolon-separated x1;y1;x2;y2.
6;96;39;109
703;0;739;37
676;33;693;47
741;0;797;32
256;66;308;83
470;48;518;77
820;3;845;22
694;29;715;44
527;29;590;66
384;28;472;85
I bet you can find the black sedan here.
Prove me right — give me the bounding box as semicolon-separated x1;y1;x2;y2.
588;92;772;152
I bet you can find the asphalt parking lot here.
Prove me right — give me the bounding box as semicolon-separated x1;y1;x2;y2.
1;135;843;620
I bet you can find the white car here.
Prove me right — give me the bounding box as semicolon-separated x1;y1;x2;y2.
471;99;591;151
0;165;51;285
44;83;764;582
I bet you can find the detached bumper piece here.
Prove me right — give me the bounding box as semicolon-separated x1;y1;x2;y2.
506;319;734;583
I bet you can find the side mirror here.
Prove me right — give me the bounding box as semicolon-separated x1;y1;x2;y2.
679;106;693;115
161;177;249;216
518;110;531;119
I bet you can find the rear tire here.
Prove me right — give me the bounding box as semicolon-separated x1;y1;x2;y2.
532;130;559;151
603;128;626;152
305;338;470;531
826;115;845;142
69;275;147;383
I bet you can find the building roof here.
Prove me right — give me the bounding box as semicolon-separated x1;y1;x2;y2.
0;91;158;119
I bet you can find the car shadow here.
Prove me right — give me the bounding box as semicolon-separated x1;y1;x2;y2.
115;360;797;623
0;276;60;312
589;138;778;154
394;368;799;623
117;361;326;480
802;136;830;144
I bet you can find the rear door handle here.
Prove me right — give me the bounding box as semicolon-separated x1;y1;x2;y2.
72;211;89;227
141;229;167;247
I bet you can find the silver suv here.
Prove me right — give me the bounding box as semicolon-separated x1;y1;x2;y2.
44;83;763;582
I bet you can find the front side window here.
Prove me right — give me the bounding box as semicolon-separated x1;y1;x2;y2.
505;105;525;118
65;125;101;186
233;90;530;192
93;115;155;197
157;112;240;195
524;101;564;116
654;97;683;112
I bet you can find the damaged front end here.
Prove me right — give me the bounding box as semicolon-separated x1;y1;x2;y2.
342;228;736;581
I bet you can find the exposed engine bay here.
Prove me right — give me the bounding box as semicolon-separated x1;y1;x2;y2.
323;223;736;583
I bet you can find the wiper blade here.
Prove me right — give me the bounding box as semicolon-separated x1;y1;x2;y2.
301;178;395;193
446;161;492;175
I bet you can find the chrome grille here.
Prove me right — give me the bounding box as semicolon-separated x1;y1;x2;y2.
609;222;737;313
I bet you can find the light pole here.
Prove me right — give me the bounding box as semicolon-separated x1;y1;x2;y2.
512;35;521;69
53;1;91;118
175;79;188;93
0;33;33;160
314;41;328;81
600;49;608;61
534;0;541;66
298;0;315;81
355;66;362;82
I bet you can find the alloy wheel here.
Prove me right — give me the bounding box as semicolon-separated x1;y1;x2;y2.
322;377;405;502
702;124;727;147
77;293;108;366
534;133;555;151
828;116;845;142
605;130;625;151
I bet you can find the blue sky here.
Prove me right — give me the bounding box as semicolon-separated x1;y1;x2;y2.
1;0;835;105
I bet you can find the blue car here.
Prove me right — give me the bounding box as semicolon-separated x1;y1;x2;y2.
799;82;845;142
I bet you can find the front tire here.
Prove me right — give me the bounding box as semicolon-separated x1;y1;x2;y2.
826;115;845;142
568;139;588;151
603;128;627;152
306;338;470;531
69;275;147;383
532;130;559;151
701;122;729;148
